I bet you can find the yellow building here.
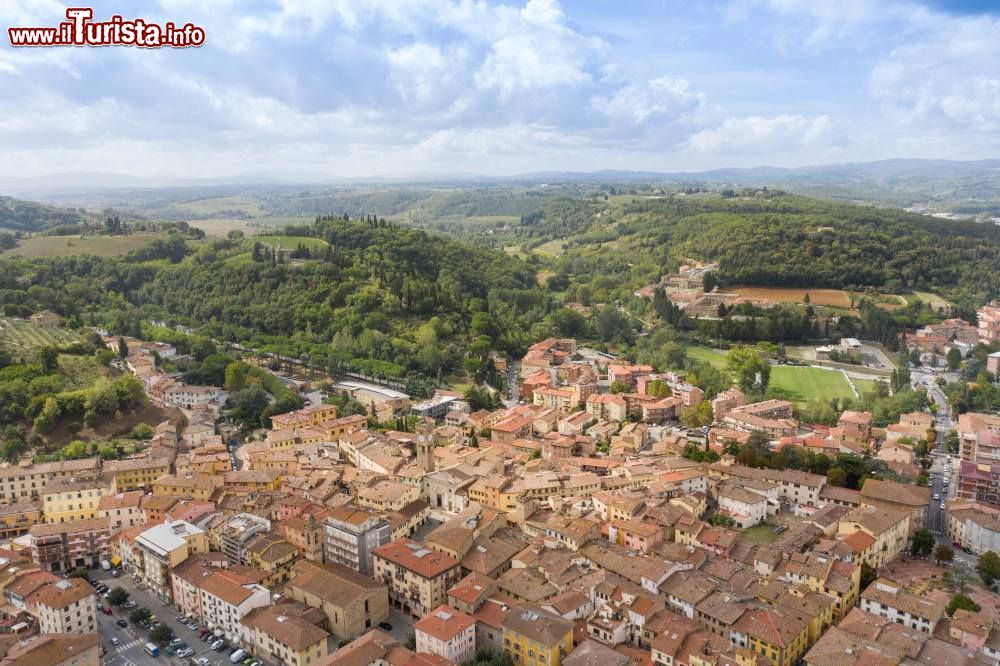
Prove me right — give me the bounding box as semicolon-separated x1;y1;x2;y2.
502;603;574;666
41;479;112;524
467;475;521;512
224;470;282;493
837;506;910;569
0;458;100;503
152;473;223;501
240;604;330;666
777;552;861;620
269;404;338;430
734;606;810;666
246;532;300;588
105;456;172;492
0;500;42;538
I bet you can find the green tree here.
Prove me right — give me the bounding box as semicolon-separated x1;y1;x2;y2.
726;346;770;392
827;466;847;487
33;396;60;433
976;550;1000;587
39;346;59;374
117;336;128;359
860;563;877;591
946;347;962;372
229;385;271;430
130;422;154;439
129;606;151;624
935;544;955;565
224;362;247;391
149;624;175;644
108;587;129;606
680;401;713;428
945;593;981;616
911;529;935;557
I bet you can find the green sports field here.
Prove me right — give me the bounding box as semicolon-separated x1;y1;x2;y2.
769;365;856;403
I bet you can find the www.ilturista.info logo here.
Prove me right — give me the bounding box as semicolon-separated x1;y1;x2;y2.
8;7;205;48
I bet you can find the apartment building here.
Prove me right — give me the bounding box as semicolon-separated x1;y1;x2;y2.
837;506;910;569
270;404;338;430
199;572;271;643
218;513;272;566
135;520;209;601
0;458;100;503
104;456;172;491
0;501;43;538
502;603;574;666
26;578;97;634
97;491;144;531
415;605;477;664
373;538;463;618
859;478;929;534
945;499;1000;555
240;603;330;666
323;505;391;575
860;578;943;634
28;517;112;573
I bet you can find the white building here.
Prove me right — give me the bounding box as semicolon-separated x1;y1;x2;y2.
860;578;943;634
27;578;97;634
198;573;270;644
415;605;476;664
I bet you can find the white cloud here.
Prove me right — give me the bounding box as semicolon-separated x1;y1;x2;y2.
591;77;705;125
684;114;839;154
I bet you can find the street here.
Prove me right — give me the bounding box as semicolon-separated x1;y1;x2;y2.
93;569;247;666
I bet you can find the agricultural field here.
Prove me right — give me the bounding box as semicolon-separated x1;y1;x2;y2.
0;319;82;358
729;286;854;308
769;365;856;403
1;234;164;258
171;195;263;216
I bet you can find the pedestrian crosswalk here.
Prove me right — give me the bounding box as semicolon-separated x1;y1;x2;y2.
116;638;144;651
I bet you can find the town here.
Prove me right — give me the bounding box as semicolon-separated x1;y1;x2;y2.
1;295;1000;666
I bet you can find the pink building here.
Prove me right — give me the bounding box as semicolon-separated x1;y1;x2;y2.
607;519;663;554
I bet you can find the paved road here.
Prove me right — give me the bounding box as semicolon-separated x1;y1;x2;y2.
94;569;247;666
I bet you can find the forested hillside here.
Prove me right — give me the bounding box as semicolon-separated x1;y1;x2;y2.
0;217;549;396
0;196;91;232
525;192;1000;310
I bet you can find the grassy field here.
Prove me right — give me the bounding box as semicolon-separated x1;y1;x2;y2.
0;319;82;358
687;346;728;370
252;235;328;250
770;366;856;403
740;524;781;544
533;239;566;256
2;234;164;258
853;378;882;396
909;291;952;310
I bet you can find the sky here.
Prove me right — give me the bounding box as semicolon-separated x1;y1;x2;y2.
1;0;1000;180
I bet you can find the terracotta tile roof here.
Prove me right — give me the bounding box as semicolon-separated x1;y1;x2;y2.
26;578;94;610
415;605;475;642
373;538;460;579
241;604;329;651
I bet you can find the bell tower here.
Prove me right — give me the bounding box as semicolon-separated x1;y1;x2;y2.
416;419;435;473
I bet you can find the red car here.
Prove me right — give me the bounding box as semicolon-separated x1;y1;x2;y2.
102;607;113;616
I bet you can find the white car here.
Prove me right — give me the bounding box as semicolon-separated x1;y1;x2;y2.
941;502;946;509
933;493;940;500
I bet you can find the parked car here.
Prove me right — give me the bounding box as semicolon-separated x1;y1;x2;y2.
102;607;113;616
215;642;229;652
211;640;224;650
116;619;127;628
197;659;211;666
176;615;187;622
187;621;199;630
110;569;120;577
169;638;184;647
379;622;393;631
199;629;211;638
110;637;120;646
178;648;194;658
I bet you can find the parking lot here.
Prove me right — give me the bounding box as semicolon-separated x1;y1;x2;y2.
91;569;268;666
